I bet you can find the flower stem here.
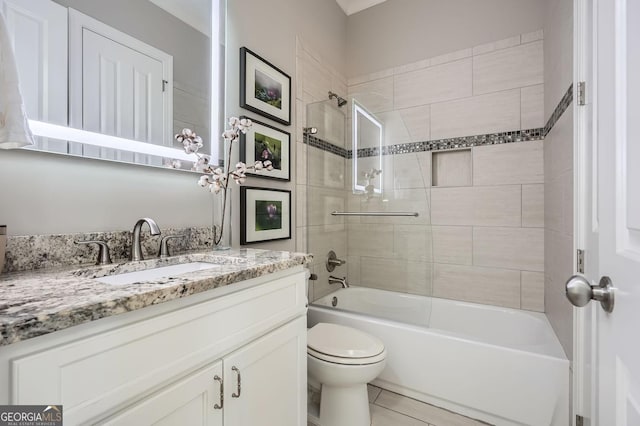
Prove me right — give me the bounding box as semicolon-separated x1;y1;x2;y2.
214;135;236;246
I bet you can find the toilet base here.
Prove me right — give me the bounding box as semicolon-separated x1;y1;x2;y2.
319;383;370;426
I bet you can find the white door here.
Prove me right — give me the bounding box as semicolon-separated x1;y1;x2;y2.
223;317;307;426
571;0;640;424
0;0;68;153
68;9;173;164
100;361;223;426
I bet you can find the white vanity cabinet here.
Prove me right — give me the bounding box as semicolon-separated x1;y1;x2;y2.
0;267;308;426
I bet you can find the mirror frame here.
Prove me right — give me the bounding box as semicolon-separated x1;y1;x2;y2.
352;100;383;195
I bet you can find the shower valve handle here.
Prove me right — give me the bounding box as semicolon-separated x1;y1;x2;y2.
326;250;346;272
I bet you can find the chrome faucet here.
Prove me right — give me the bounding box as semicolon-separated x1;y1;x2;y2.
328;276;349;289
130;218;161;261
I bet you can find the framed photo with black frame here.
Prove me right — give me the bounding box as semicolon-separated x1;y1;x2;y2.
240;47;291;125
240;187;291;245
239;116;290;181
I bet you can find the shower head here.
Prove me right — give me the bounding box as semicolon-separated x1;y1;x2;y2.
328;91;348;108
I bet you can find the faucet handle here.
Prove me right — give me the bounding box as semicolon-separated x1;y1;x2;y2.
158;235;186;258
75;240;113;265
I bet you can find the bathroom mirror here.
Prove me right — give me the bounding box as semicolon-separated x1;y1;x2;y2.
1;0;220;170
352;100;383;197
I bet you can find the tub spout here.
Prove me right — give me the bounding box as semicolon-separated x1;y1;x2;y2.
328;276;349;288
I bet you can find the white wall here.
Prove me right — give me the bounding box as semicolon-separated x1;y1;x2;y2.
0;149;212;235
543;0;574;360
226;0;348;252
347;0;545;78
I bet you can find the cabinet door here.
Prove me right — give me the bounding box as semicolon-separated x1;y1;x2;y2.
223;317;307;426
100;362;223;426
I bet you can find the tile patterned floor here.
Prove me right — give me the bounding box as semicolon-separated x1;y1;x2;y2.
309;384;491;426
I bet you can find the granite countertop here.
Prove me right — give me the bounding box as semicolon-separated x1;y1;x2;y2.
0;249;312;346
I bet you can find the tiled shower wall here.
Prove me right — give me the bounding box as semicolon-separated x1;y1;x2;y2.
294;38;350;300
300;31;547;311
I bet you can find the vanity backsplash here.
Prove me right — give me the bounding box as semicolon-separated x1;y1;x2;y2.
2;226;214;273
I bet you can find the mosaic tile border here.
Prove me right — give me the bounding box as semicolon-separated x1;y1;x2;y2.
304;84;574;159
304;128;545;159
304;135;349;158
544;84;573;136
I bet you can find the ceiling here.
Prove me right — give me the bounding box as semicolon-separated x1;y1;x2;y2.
335;0;388;15
149;0;211;36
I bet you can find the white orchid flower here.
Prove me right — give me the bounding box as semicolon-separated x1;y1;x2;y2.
235;162;247;173
263;160;274;171
222;129;237;141
210;181;223;193
228;117;240;127
253;161;263;171
198;175;210;187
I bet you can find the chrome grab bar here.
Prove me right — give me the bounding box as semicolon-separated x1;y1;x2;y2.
331;211;419;217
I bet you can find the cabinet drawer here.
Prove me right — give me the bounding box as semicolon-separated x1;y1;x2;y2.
11;271;306;425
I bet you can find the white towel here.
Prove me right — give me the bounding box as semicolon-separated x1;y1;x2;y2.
0;11;34;149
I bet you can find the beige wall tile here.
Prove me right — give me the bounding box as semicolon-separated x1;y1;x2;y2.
433;263;521;308
394;153;430;189
473;227;544;271
394;58;430;75
296;225;307;253
308;146;345;189
301;50;333;101
432;150;472;187
398;105;430;142
360;257;432;295
430;90;521;139
296;142;307;185
521;84;545;129
521;29;544;44
473;185;522;227
416;152;432;188
360;188;431;225
393;224;433;261
308;224;346;267
472;35;521;56
522;184;544;227
296;184;307;227
347;255;361;285
379;111;411;144
308;187;345;226
394;59;472;109
347;223;394;257
473;41;544;95
430;48;472;66
473;140;544;185
432;226;472;265
522;271;544;312
348;76;394;113
431;187;474;225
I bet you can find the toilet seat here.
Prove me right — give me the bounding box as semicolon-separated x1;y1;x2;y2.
307;323;386;365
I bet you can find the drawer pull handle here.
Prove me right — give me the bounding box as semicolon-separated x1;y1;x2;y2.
213;375;223;409
232;366;241;398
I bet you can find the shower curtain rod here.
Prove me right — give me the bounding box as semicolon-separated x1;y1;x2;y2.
331;211;419;217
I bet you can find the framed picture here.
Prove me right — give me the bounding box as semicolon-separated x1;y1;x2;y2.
240;47;291;125
240;187;291;245
239;117;290;181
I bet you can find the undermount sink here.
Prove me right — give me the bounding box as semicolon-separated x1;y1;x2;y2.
96;262;221;285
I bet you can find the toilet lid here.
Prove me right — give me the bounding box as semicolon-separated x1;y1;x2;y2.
307;323;385;359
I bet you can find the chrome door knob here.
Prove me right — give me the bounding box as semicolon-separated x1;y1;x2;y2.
565;275;615;313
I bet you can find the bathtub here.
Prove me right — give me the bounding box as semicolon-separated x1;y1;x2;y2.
308;287;569;426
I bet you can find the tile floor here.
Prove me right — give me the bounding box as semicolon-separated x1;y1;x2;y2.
309;384;491;426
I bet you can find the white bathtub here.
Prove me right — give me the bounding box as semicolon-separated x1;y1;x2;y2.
308;287;570;426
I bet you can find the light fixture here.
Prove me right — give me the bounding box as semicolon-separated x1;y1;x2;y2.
28;120;195;162
352;101;383;195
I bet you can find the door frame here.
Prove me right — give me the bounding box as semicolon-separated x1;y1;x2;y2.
572;0;599;424
68;8;173;147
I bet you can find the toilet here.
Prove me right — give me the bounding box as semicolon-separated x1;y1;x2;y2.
307;323;387;426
